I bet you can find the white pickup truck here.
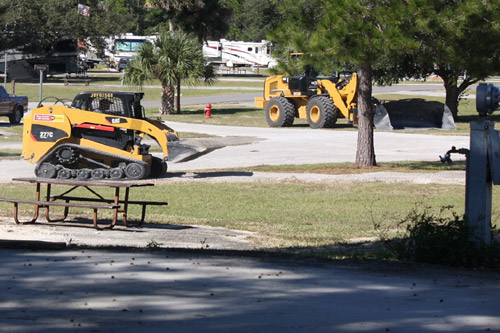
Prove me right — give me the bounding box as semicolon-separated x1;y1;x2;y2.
0;86;28;124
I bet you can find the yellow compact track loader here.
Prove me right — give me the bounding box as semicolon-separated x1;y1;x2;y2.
255;70;359;128
22;92;178;180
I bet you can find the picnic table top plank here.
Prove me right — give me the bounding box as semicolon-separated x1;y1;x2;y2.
12;177;154;188
0;197;120;209
50;195;168;205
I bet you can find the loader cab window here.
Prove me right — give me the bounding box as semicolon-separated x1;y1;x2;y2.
91;96;125;115
304;65;318;79
316;70;340;83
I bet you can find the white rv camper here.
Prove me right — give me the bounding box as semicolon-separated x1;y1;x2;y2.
203;39;276;68
105;34;157;71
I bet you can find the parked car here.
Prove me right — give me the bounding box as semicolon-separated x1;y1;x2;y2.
0;86;28;124
117;57;132;72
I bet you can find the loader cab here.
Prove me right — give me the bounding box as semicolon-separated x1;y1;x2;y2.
72;91;145;119
287;65;340;96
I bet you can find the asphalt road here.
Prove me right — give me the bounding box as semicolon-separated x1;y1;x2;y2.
0;249;499;332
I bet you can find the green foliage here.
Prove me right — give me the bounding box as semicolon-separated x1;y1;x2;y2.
176;0;232;42
391;206;500;268
225;0;281;41
0;0;127;54
409;0;500;82
107;0;169;35
389;0;500;116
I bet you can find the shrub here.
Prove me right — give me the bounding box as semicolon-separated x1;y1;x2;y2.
390;206;500;268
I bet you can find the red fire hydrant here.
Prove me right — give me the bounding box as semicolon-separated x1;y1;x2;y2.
204;103;212;118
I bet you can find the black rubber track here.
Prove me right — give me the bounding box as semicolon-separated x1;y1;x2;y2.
35;143;152;180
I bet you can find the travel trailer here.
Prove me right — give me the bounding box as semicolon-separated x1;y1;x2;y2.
203;39;276;68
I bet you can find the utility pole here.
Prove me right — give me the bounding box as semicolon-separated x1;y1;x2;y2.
3;52;7;87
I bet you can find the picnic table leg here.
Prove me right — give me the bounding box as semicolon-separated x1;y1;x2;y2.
122;187;131;226
109;187;120;228
14;183;40;224
13;202;40;224
122;187;146;228
92;208;104;230
140;204;147;225
13;183;42;224
45;183;69;222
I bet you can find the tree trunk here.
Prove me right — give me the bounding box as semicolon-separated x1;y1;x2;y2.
355;65;377;167
444;80;459;121
176;79;181;114
160;84;175;115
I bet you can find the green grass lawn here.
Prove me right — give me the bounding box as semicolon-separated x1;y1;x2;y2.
227;160;467;174
0;181;496;251
0;125;23;142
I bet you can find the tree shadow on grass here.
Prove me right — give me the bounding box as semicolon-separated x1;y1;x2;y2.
379;160;466;171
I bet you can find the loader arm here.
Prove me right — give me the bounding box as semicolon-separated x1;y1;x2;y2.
65;108;175;158
316;74;358;121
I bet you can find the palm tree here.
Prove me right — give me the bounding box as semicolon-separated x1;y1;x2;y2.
123;31;215;115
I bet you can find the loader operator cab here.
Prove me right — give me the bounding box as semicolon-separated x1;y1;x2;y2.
287;65;342;96
70;92;147;152
71;91;146;119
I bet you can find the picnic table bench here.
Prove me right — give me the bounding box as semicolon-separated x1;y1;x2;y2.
0;177;168;230
0;197;119;228
49;195;168;225
63;75;91;86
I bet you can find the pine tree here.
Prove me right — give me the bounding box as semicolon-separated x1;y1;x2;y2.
272;0;414;167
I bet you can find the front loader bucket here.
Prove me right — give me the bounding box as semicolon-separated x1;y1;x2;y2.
374;98;456;130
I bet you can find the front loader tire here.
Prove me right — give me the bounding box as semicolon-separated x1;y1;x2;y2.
265;97;295;127
306;96;337;129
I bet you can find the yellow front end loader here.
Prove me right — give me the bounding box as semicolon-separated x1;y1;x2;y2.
255;71;359;128
256;69;457;130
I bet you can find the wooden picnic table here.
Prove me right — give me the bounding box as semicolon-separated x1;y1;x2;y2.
0;178;167;230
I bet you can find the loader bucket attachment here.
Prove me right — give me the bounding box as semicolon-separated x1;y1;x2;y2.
374;99;456;130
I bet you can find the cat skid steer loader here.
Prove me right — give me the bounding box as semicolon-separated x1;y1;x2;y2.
22;91;178;180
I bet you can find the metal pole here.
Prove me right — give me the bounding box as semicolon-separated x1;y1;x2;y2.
465;120;492;245
39;70;43;103
3;53;7;87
